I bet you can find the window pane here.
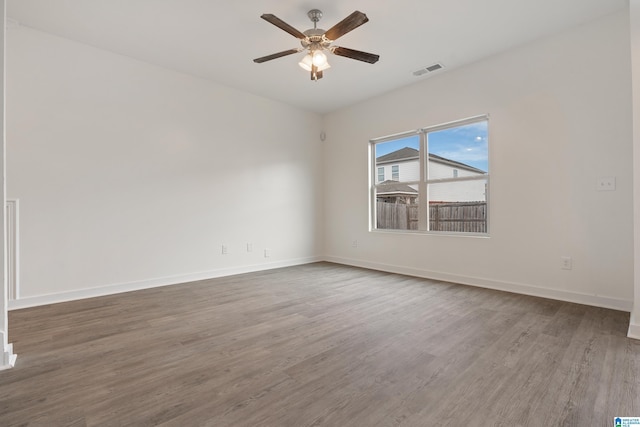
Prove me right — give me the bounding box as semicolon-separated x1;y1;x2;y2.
428;121;488;180
374;135;420;230
428;179;487;233
374;135;420;184
377;167;384;182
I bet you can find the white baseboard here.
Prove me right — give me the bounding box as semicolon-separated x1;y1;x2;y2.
0;332;16;370
325;256;633;312
628;322;640;340
7;254;633;315
628;310;640;340
9;256;322;310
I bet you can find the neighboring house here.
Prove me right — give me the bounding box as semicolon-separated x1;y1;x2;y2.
376;180;418;204
376;147;421;183
375;147;487;203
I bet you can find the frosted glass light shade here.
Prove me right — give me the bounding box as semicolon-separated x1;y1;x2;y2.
298;54;313;71
312;50;328;67
299;52;330;72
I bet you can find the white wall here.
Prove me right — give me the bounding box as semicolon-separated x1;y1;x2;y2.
630;0;640;339
3;9;636;325
324;10;634;310
0;0;16;369
6;26;323;306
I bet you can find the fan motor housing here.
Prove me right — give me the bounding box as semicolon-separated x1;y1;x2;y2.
301;29;330;49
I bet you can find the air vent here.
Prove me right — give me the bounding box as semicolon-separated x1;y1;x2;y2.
413;62;445;77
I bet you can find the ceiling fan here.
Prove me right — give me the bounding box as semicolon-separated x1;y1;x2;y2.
253;9;380;81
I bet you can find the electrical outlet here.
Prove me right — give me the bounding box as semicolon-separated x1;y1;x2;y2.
264;248;270;258
222;244;228;255
597;176;616;191
561;256;572;270
352;240;358;248
247;243;253;252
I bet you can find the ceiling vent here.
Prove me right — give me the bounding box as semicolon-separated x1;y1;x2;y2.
413;62;444;77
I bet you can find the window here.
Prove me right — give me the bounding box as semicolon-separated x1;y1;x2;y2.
377;167;385;182
371;115;489;234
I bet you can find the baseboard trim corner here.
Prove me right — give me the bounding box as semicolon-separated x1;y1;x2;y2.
0;332;16;370
627;312;640;340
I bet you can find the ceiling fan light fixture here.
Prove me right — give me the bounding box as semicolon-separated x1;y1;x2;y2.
299;52;331;72
298;54;313;71
312;50;328;67
254;10;379;81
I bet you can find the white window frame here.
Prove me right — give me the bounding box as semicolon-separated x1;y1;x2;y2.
377;167;385;182
370;114;489;236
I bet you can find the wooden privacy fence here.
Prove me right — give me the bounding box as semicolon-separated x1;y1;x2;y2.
376;201;487;233
430;202;487;233
376;202;419;230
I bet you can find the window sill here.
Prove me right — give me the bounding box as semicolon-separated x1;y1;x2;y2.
369;229;490;238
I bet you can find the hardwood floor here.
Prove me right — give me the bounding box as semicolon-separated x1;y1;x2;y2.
1;262;638;426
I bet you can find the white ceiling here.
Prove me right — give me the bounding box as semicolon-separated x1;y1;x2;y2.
7;0;628;114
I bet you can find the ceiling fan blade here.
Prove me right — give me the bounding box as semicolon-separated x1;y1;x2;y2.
324;11;369;41
253;48;301;63
261;14;307;39
331;46;380;64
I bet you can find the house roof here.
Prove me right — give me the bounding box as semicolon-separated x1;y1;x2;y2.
376;147;486;174
428;153;486;174
376;147;419;163
376;180;418;195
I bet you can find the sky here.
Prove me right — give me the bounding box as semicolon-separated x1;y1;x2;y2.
375;121;488;172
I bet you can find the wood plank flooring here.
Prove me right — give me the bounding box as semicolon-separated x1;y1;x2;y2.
1;262;638;426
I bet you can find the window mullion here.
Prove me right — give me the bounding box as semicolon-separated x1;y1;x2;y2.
418;132;428;231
